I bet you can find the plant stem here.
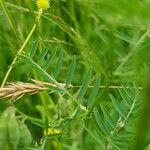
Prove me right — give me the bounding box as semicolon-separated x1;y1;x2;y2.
1;9;43;88
1;24;37;87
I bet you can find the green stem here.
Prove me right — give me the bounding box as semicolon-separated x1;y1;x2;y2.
1;9;43;87
1;23;37;87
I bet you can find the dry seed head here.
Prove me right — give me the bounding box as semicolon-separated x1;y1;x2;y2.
0;82;47;100
36;0;49;10
0;80;70;100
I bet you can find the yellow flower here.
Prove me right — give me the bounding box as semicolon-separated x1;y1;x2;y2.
44;128;62;136
47;128;62;135
36;0;49;10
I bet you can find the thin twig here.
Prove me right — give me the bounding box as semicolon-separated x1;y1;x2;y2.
72;85;143;90
1;9;43;88
1;23;37;88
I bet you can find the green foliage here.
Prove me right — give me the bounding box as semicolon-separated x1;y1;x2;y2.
0;107;32;150
93;87;141;149
0;0;150;150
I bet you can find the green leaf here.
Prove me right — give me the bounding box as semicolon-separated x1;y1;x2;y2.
109;94;126;118
44;49;57;70
8;114;20;149
100;105;116;129
0;108;20;149
113;31;131;43
87;75;101;108
30;40;38;58
38;47;49;62
112;131;134;147
18;121;32;146
118;88;131;107
66;55;76;86
77;68;92;101
93;107;109;135
31;120;45;128
0;113;10;149
19;54;57;84
53;51;63;78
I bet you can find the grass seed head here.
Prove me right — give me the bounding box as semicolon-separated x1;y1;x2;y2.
0;82;47;100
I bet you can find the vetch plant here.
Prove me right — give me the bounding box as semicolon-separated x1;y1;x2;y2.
0;0;150;150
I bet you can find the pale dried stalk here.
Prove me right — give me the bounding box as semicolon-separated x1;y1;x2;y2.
0;81;48;100
0;80;69;100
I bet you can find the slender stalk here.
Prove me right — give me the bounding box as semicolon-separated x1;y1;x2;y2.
1;24;37;87
1;9;43;88
72;85;143;90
